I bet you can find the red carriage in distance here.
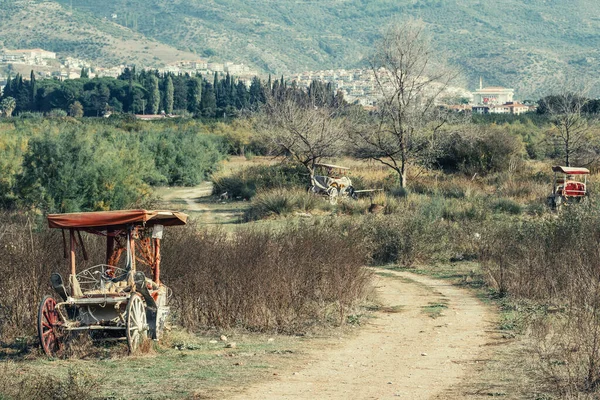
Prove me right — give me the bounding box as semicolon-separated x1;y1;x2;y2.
38;209;187;357
547;166;590;209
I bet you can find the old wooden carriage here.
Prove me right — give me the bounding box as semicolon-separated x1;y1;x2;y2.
38;209;187;356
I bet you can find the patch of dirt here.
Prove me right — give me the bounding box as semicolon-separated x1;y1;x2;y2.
157;182;245;224
226;270;500;399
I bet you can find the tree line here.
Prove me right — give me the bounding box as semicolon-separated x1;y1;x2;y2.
0;68;343;119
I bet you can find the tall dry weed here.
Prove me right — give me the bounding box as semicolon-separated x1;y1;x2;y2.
161;221;371;332
481;204;600;394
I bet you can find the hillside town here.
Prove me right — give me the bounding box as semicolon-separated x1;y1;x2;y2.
290;70;533;113
0;47;532;113
0;47;258;88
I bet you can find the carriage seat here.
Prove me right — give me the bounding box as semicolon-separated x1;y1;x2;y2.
559;181;586;197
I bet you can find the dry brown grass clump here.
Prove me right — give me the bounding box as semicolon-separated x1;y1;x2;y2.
0;362;99;400
162;221;371;333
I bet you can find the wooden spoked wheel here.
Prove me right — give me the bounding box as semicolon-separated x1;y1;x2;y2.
328;187;339;205
126;294;148;354
38;296;63;357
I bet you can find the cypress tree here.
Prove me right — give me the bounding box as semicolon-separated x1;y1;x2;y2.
164;75;174;114
29;71;37;111
29;70;36;102
14;74;31;114
187;77;202;114
173;74;188;111
213;72;218;94
236;80;249;109
249;77;264;106
3;74;12;99
145;75;160;114
127;73;134;113
200;81;216;118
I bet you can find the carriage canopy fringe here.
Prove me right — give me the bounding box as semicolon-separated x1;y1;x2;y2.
47;209;188;229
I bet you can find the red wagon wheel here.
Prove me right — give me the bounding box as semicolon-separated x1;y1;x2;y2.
38;296;63;357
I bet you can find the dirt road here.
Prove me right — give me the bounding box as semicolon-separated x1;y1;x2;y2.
156;182;245;224
228;270;495;400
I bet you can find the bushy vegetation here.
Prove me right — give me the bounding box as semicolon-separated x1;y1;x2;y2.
436;124;525;175
163;222;371;332
243;188;322;220
0;119;225;212
212;163;307;200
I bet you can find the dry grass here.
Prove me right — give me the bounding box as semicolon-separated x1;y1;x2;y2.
0;328;324;399
162;222;372;332
480;204;600;396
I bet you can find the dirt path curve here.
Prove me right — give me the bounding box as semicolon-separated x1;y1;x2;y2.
159;182;214;212
228;269;495;400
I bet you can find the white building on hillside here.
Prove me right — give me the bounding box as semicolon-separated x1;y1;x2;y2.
472;78;514;105
3;48;56;60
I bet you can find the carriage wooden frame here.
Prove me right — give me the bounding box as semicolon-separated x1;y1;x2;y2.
308;163;357;204
38;209;187;357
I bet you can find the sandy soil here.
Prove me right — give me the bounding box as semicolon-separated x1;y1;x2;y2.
158;182;214;210
227;270;495;400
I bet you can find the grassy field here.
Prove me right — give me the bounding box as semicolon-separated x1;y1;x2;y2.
0;330;343;399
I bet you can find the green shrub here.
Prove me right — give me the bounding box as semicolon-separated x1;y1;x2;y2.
0;119;226;212
144;127;225;186
437;125;524;175
243;188;323;220
213;163;308;199
247;189;296;219
492;198;522;215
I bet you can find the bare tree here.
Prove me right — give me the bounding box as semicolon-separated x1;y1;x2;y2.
348;20;460;187
257;92;348;177
541;90;596;167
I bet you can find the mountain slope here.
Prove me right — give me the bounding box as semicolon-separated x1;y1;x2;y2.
3;0;600;97
0;0;197;68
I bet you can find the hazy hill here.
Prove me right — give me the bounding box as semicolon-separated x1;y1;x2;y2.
0;0;198;68
2;0;600;97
